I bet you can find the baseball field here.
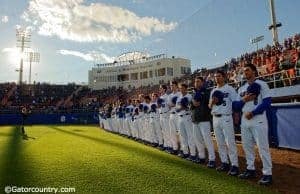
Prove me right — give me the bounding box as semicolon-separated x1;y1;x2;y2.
0;125;297;193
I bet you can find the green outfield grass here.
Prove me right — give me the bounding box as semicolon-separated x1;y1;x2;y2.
0;125;274;193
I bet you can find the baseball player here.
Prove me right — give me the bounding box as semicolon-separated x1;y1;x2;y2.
158;84;171;151
117;102;125;135
167;81;181;154
110;103;118;133
124;99;134;137
20;106;31;136
150;93;164;148
102;104;108;130
234;63;273;185
98;106;104;129
209;70;239;176
143;95;152;144
130;100;139;139
105;103;113;132
176;83;195;159
191;76;216;167
137;102;145;142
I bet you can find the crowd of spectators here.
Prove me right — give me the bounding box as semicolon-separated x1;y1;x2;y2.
1;34;300;114
193;33;300;88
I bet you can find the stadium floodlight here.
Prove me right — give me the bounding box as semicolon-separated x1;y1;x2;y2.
250;35;264;51
24;52;40;85
16;27;31;85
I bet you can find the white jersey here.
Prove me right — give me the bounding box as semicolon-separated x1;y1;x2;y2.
176;93;192;106
210;84;238;115
237;79;271;113
125;104;134;118
159;93;170;113
168;91;181;112
176;93;192;114
111;107;117;118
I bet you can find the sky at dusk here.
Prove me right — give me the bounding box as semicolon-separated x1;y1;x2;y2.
0;0;299;84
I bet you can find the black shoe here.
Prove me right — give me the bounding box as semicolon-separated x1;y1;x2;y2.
152;143;159;147
207;161;216;168
197;158;206;164
238;169;256;179
177;151;184;158
191;156;200;163
178;151;189;159
216;163;230;172
228;166;239;176
170;149;178;155
258;175;272;185
165;147;171;153
158;145;164;150
186;155;194;161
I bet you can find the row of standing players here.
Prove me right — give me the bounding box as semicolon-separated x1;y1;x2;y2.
99;64;273;185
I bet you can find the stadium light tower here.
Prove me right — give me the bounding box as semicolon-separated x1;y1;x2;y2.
268;0;282;45
25;52;40;84
16;28;31;85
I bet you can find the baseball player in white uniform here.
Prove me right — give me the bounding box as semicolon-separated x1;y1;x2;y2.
143;96;152;144
209;70;239;176
98;107;105;129
158;84;171;151
168;81;181;154
176;83;196;159
150;93;164;148
234;63;273;185
117;103;125;135
124;100;134;137
131;100;139;139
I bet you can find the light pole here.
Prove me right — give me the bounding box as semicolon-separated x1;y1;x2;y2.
268;0;282;45
16;28;31;85
25;52;40;85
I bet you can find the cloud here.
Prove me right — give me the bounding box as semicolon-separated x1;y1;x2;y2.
23;0;177;43
1;15;8;23
57;49;114;63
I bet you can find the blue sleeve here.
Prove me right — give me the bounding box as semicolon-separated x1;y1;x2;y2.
232;100;244;112
251;97;271;116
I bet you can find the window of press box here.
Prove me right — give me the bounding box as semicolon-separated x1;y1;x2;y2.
130;73;138;80
158;68;166;76
181;66;191;74
149;70;153;78
117;74;129;81
140;71;148;79
167;67;173;76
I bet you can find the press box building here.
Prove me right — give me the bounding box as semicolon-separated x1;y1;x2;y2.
88;52;191;90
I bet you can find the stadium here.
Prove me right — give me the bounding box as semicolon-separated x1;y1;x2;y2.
0;0;300;194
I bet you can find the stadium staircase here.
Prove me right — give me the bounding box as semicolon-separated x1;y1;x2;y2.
63;86;84;107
